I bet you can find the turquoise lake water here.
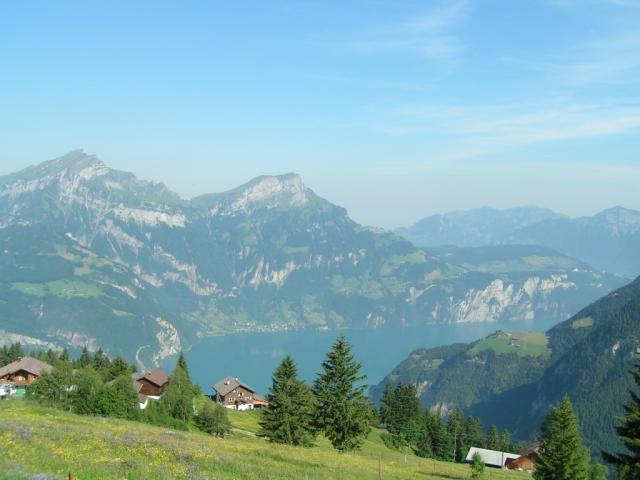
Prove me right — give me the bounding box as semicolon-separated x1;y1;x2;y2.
179;317;559;396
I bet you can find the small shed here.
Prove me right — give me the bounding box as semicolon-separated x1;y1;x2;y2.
466;447;520;468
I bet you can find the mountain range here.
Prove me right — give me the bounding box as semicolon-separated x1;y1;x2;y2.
0;151;626;366
371;275;640;456
396;206;640;276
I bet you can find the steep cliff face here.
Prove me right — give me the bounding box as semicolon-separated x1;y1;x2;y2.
0;151;626;365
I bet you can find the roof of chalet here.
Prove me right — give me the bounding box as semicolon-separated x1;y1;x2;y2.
0;357;54;378
213;376;256;396
132;369;170;387
466;447;520;467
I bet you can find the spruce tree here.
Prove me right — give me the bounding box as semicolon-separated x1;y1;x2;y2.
448;408;465;462
161;361;195;423
500;428;512;452
416;409;452;460
603;362;640;479
260;355;316;446
177;352;191;383
312;335;371;451
485;425;500;450
462;417;484;459
77;347;92;368
534;394;590;480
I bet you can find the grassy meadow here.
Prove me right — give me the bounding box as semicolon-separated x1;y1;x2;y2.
0;400;532;480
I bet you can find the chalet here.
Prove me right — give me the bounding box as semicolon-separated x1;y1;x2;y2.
0;357;54;395
466;447;520;469
506;443;540;472
131;369;170;398
212;376;267;411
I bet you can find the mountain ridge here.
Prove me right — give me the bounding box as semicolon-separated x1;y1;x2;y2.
0;151;626;368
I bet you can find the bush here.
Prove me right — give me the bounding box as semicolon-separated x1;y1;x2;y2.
470;452;485;478
196;399;231;437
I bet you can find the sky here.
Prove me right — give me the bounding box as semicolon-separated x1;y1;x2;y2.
1;0;639;228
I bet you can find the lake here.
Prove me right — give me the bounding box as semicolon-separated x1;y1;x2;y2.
179;317;560;396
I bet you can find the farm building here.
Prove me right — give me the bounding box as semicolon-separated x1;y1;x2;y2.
131;369;170;409
466;447;520;468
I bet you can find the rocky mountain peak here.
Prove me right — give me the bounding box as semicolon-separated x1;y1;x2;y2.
195;172;317;215
591;206;640;235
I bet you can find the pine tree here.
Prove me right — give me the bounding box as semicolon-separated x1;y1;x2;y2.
312;336;371;451
462;417;484;460
603;362;640;479
161;357;195;423
177;352;191;383
260;355;316;446
448;408;465;462
107;356;132;381
500;428;512;452
485;425;500;450
380;383;421;445
77;347;92;368
93;348;111;375
534;395;590;480
416;409;452;460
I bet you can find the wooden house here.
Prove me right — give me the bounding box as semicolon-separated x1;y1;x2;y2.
0;357;54;395
131;369;170;398
506;443;539;472
213;376;266;411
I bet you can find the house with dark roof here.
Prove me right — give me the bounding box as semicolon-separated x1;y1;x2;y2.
131;369;170;398
506;443;540;472
0;357;54;395
212;376;267;411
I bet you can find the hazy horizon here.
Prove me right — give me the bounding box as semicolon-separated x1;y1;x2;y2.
2;1;639;228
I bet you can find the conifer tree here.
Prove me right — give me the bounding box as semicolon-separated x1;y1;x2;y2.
485;425;500;450
161;360;195;423
603;362;640;479
260;355;316;446
77;347;92;368
462;417;484;458
380;383;421;444
448;408;465;462
177;352;191;383
312;336;371;451
107;356;132;381
534;394;590;480
500;428;512;452
416;409;452;460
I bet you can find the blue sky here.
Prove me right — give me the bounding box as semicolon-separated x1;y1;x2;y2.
1;0;639;227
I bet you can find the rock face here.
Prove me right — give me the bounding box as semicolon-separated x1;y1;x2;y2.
0;151;626;365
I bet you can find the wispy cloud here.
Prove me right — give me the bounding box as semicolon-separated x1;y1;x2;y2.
354;97;640;173
504;31;640;86
349;1;470;60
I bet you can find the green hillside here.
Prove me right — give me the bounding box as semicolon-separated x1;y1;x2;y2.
372;276;640;456
0;401;530;480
